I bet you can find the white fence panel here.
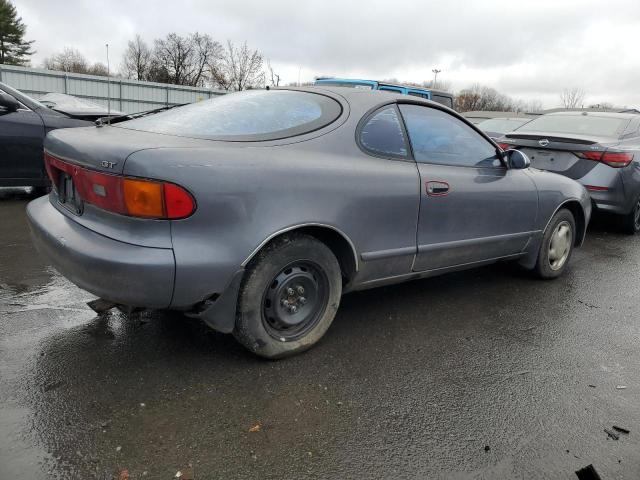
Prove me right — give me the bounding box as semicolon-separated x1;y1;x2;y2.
0;64;226;114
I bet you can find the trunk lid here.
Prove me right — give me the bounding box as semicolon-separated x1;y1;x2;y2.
44;124;213;174
503;131;620;178
43;125;211;249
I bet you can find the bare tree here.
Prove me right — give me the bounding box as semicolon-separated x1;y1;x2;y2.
560;87;585;109
267;60;280;87
43;47;88;73
121;35;152;80
152;32;220;86
521;99;544;113
86;62;108;76
153;33;193;85
455;84;515;112
588;101;614;110
190;33;221;87
210;40;264;91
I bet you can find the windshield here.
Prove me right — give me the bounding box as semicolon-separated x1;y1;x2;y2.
40;93;111;112
120;89;342;141
477;118;530;133
515;114;630;138
0;82;49;110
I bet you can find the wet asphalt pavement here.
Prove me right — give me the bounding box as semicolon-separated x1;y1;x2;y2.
1;187;640;480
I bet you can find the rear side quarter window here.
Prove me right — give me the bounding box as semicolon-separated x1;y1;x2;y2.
358;105;409;159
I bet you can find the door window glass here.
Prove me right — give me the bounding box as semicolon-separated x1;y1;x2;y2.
399;104;498;167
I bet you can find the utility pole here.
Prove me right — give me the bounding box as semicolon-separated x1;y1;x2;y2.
432;69;441;89
106;43;111;125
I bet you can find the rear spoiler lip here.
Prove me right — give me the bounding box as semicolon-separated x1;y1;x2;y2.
504;133;599;145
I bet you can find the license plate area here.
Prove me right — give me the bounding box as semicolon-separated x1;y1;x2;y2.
57;172;84;215
522;148;577;172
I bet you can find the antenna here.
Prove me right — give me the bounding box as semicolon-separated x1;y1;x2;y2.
106;43;111;126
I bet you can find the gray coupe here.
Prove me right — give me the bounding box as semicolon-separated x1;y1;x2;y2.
27;87;591;358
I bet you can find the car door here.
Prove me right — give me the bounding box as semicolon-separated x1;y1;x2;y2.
0;89;45;183
397;103;539;271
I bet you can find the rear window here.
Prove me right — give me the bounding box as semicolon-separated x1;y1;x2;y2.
477;118;530;133
120;90;342;141
516;114;630;138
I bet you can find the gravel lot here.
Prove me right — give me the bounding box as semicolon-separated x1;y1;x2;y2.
1;187;639;479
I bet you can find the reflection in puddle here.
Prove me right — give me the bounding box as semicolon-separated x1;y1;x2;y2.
0;189;100;479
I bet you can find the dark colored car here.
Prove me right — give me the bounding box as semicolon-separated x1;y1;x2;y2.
498;111;640;233
0;82;92;189
39;92;125;121
28;87;591;358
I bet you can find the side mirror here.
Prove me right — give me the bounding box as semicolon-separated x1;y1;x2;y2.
0;92;20;112
506;149;530;169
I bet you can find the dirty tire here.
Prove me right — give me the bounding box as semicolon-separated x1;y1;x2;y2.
234;234;342;359
620;194;640;235
534;208;575;279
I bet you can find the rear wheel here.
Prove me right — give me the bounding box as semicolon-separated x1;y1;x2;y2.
620;195;640;235
534;209;575;279
234;234;342;359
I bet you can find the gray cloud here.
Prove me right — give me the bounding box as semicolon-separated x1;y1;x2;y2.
15;0;640;107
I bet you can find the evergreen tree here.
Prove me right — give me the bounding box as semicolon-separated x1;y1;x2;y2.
0;0;34;65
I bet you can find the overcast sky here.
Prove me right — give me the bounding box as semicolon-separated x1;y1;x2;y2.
15;0;640;108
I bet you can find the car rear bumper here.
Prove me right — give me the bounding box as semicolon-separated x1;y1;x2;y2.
588;190;630;215
27;196;175;309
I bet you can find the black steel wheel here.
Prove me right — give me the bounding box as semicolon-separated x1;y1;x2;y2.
234;233;342;359
262;261;329;341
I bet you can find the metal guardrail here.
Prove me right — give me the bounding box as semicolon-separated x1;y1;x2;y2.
0;64;227;114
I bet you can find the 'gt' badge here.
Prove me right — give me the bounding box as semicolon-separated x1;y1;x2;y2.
101;161;117;169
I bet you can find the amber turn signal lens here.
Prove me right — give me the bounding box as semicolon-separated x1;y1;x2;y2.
123;178;164;218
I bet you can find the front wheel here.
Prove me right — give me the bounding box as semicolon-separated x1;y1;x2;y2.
234;234;342;359
534;209;575;279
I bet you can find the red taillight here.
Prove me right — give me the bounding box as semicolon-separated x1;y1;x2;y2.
44;152;195;219
497;142;511;151
164;183;196;218
574;150;634;168
601;152;634;168
585;185;609;192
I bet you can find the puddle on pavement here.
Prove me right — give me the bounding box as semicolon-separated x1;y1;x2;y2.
0;187;99;479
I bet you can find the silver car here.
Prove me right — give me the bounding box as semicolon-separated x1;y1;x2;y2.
498;111;640;233
27;87;591;358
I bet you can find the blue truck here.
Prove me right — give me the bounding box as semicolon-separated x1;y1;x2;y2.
314;78;455;109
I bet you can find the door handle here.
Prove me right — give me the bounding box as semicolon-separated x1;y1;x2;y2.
425;181;450;196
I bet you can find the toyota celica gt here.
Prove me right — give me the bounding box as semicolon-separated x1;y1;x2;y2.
27;87;591;358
